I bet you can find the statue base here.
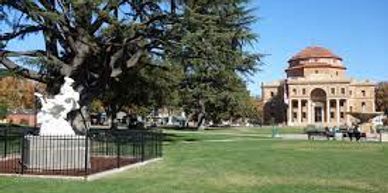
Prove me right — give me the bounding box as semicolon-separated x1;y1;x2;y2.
23;135;90;170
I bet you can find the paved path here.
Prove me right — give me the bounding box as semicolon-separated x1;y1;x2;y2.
164;130;270;137
164;130;383;143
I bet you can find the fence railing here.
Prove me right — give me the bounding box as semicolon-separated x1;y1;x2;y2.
0;127;162;177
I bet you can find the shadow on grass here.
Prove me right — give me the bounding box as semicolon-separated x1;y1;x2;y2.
163;133;199;143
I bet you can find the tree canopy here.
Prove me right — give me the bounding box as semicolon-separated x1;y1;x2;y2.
0;0;262;130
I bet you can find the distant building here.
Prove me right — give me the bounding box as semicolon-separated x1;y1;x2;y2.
262;46;375;127
6;109;36;127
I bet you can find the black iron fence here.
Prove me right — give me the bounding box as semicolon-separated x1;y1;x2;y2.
0;127;162;177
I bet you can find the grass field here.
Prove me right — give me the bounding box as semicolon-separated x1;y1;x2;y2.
0;130;387;193
163;126;305;135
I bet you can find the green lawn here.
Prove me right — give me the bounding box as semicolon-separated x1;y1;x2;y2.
163;126;305;135
204;126;305;134
0;135;387;193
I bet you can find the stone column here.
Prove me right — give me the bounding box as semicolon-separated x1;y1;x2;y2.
336;99;340;125
372;99;376;112
297;99;302;124
307;100;312;124
288;99;292;126
326;99;330;124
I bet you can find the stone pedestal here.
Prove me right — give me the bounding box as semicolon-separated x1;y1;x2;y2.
23;135;90;170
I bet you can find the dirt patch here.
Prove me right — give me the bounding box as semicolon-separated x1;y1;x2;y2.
0;156;140;176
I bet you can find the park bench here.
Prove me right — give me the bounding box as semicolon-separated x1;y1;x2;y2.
305;125;366;141
306;130;333;140
306;130;366;141
342;132;366;141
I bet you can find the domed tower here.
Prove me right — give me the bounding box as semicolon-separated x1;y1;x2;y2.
286;46;346;78
262;45;376;129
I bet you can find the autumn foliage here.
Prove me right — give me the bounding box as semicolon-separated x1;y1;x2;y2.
0;76;39;110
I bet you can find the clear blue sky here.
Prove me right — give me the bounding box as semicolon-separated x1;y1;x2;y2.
247;0;388;96
2;0;388;97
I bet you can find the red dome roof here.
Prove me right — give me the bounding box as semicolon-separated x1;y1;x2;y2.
289;46;342;61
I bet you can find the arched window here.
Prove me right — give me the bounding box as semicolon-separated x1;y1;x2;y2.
361;102;366;112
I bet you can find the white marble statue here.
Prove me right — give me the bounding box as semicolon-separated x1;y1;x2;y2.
34;77;80;136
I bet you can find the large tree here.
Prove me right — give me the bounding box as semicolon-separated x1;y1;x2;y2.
0;0;181;133
0;0;262;131
170;0;262;128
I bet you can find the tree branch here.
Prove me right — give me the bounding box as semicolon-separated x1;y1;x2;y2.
0;25;44;41
0;51;46;83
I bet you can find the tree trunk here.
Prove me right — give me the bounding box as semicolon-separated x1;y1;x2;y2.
196;113;205;130
196;99;206;130
185;112;195;128
68;106;89;135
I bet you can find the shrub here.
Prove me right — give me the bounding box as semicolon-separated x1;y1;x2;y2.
0;104;8;119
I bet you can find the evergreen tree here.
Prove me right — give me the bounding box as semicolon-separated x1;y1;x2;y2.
169;0;262;128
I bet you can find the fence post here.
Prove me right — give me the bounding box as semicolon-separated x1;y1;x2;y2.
3;129;7;158
141;131;145;162
159;129;163;157
116;136;121;168
84;131;89;175
20;130;26;175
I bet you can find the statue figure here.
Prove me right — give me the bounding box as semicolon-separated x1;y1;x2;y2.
34;77;80;135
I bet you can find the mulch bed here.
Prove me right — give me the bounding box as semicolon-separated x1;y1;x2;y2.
0;156;140;176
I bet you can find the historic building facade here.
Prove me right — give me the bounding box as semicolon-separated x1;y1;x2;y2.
262;46;375;127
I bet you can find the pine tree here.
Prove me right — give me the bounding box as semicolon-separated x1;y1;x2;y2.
169;0;262;128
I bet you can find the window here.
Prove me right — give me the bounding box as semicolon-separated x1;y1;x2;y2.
341;88;345;94
361;90;366;97
330;112;335;119
336;71;339;76
340;112;344;119
292;89;297;95
270;92;274;97
361;102;366;112
340;100;345;107
350;106;353;112
302;88;306;95
293;112;297;119
330;100;336;107
349;90;353;95
315;70;319;74
302;112;307;119
331;88;335;94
